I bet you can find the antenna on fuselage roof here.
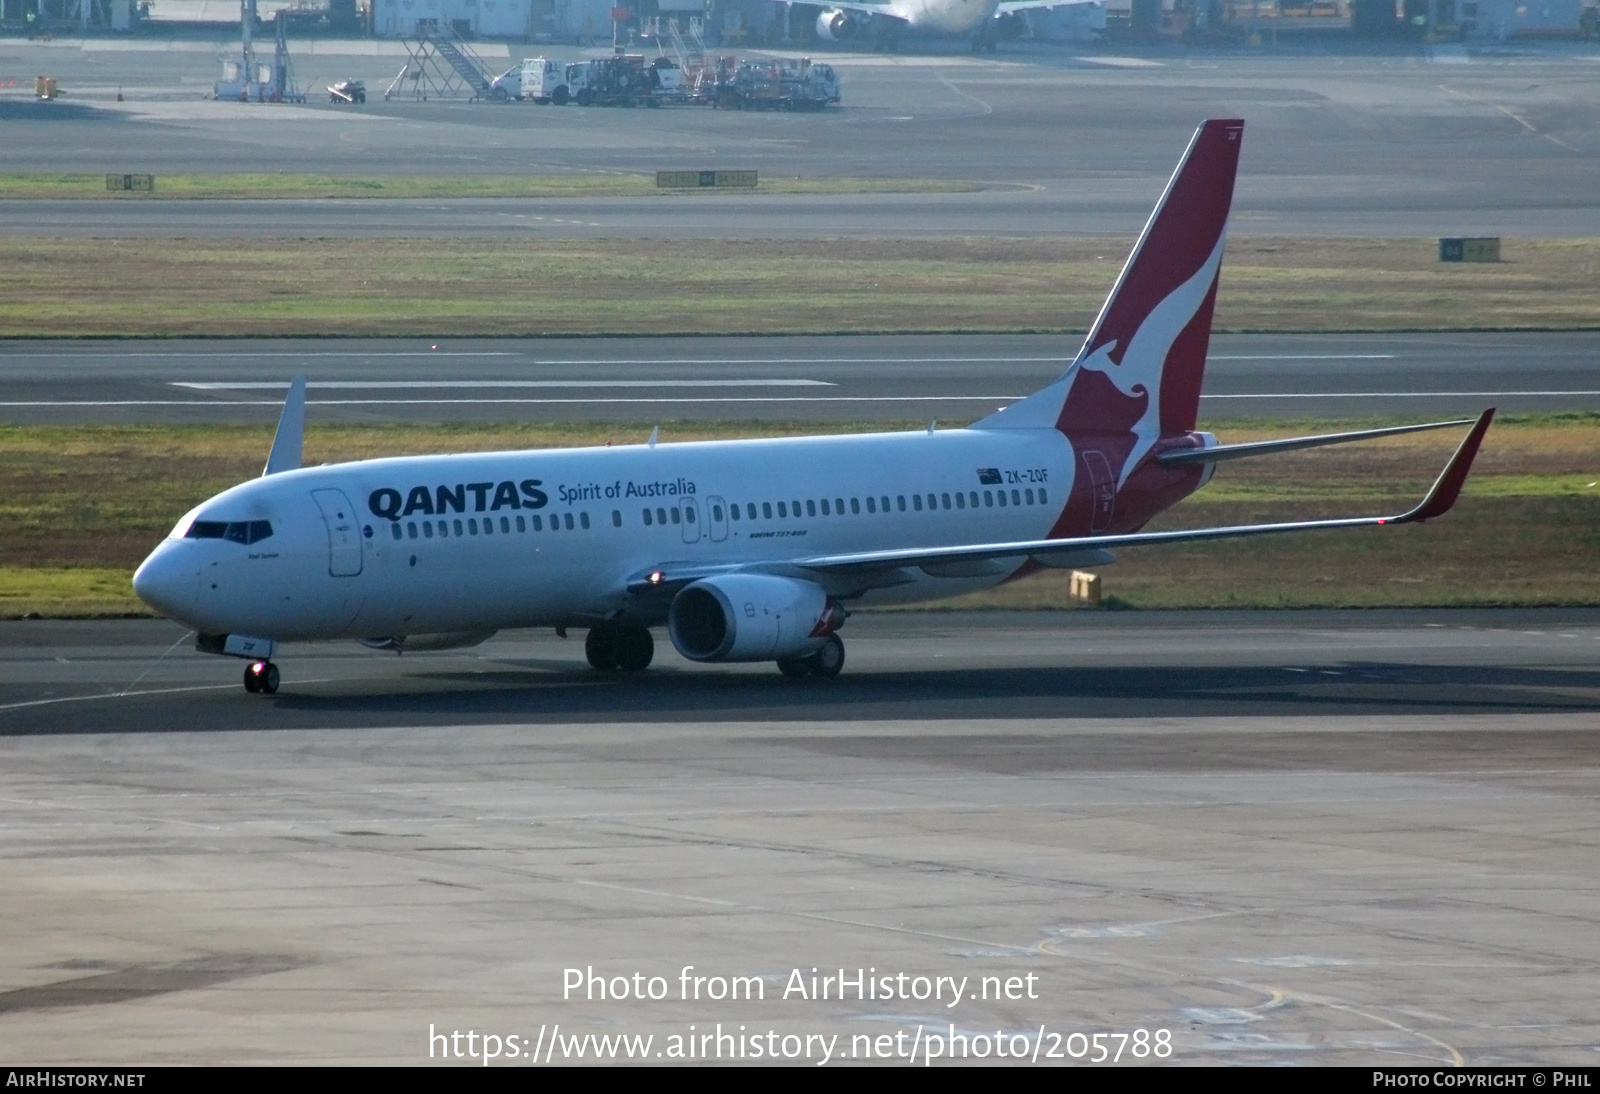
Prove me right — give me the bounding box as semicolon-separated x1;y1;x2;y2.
648;426;659;448
262;375;307;477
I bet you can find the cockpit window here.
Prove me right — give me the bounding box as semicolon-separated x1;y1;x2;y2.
185;520;272;544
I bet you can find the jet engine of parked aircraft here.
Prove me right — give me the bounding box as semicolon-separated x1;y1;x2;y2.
816;9;863;39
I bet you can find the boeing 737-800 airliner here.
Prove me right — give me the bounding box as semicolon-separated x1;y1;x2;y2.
133;119;1494;695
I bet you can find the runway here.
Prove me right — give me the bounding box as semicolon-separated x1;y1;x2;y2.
2;330;1594;424
0;611;1596;1064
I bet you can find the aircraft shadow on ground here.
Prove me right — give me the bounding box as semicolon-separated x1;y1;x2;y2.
4;661;1596;736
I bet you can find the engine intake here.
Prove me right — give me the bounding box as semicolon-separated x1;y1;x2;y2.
816;9;860;40
669;574;843;662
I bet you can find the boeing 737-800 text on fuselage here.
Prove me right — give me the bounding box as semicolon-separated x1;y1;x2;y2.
133;120;1494;695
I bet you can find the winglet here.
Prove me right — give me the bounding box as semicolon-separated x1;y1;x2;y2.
262;375;307;477
1392;408;1494;524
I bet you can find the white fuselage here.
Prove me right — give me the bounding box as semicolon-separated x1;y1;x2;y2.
135;426;1074;642
891;0;1000;34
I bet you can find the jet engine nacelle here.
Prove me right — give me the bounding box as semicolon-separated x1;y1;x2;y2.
816;9;860;40
669;574;843;663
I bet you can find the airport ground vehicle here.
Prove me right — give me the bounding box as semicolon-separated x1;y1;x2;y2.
328;79;365;104
714;58;839;110
131;120;1494;694
489;57;569;104
565;55;683;107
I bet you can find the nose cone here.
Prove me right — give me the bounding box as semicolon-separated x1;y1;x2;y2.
132;542;198;623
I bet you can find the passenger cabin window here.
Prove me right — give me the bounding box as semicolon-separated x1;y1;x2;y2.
806;500;816;517
777;502;787;518
913;495;923;512
762;502;772;519
851;498;860;514
613;510;623;528
580;512;591;530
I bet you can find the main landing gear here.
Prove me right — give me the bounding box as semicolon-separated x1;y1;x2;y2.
777;635;845;678
243;659;280;695
585;626;655;672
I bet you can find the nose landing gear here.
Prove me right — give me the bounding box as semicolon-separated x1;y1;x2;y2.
243;660;280;695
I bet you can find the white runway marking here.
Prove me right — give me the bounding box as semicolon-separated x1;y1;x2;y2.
0;396;1026;407
3;390;1597;408
172;379;836;390
1;353;1395;364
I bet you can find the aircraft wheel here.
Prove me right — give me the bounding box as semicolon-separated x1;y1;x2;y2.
615;627;654;672
585;627;620;670
553;86;569;105
811;636;845;678
245;660;279;695
776;656;813;678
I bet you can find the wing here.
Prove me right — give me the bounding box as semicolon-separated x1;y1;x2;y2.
624;409;1493;598
802;0;898;11
1158;417;1477;467
996;0;1104;10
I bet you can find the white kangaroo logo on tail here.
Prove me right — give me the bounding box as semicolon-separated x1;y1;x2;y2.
1070;230;1227;486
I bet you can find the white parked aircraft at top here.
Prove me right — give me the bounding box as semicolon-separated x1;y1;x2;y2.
807;0;1103;52
133;119;1494;695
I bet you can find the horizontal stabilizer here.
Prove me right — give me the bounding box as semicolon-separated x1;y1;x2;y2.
1158;417;1477;466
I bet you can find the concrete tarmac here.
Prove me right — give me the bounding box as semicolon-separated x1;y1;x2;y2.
0;611;1596;1064
3;40;1599;237
2;331;1594;424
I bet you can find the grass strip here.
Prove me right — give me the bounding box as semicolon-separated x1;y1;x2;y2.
0;173;982;200
1;236;1598;337
1;414;1593;617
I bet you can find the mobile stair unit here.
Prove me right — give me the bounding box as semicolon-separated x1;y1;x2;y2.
385;23;497;101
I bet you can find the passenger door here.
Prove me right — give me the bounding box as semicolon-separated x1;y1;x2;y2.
311;488;363;576
1081;450;1116;534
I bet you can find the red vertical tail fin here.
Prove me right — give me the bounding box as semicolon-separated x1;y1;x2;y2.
974;119;1243;540
976;118;1243;440
1075;118;1243;436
